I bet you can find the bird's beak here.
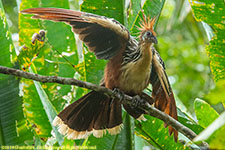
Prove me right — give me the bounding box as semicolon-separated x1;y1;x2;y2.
151;36;158;44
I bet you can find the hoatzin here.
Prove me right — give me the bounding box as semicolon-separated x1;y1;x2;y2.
22;8;178;141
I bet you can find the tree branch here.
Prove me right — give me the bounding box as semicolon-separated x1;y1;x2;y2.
0;65;197;140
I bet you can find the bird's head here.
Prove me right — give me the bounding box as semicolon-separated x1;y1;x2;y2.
138;16;158;44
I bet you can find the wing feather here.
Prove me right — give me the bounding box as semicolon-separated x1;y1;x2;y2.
150;48;178;141
21;8;130;59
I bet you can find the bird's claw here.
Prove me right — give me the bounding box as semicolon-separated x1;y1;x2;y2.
112;89;146;108
131;95;146;109
112;88;125;102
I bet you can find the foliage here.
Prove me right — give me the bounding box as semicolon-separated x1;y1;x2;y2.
0;0;32;146
194;99;225;149
189;0;225;109
0;0;224;149
189;0;225;82
135;115;188;149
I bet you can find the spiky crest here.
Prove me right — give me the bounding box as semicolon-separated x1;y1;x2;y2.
137;10;157;36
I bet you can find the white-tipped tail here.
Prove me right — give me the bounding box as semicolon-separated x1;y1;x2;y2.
52;116;123;139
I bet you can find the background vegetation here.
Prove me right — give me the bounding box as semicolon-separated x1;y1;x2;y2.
0;0;224;149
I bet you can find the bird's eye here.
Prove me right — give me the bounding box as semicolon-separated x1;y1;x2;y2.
146;31;152;37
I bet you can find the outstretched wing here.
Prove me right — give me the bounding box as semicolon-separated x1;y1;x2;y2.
21;8;130;59
150;47;178;141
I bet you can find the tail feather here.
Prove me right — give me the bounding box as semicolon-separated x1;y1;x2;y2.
53;91;122;139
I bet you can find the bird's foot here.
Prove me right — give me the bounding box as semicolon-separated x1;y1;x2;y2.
112;88;125;103
131;95;146;109
112;89;146;108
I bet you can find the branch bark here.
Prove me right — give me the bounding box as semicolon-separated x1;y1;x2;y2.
0;65;197;140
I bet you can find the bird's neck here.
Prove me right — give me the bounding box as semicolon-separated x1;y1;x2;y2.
137;42;153;68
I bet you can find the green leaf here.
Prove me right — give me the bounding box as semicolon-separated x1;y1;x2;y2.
177;108;204;135
0;0;15;68
17;43;53;138
81;0;125;24
0;77;33;146
194;99;225;149
127;0;142;30
194;111;225;149
175;105;202;149
189;0;225;81
207;122;225;149
20;78;53;138
194;98;219;128
40;0;79;75
135;115;188;150
205;79;225;105
129;0;165;35
29;66;64;145
0;0;32;145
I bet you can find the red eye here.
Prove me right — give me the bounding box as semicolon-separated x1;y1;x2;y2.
146;31;152;37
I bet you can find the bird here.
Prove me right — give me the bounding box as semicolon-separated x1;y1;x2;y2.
21;8;178;141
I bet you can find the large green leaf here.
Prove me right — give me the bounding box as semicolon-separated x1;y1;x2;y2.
205;79;225;105
189;0;225;81
194;99;225;149
177;108;204;135
127;0;142;30
0;77;33;146
204;112;225;149
0;0;32;145
135;115;189;150
194;98;219;128
81;0;125;23
0;1;15;68
29;66;64;145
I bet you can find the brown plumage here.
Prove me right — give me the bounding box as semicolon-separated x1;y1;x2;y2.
21;8;178;141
